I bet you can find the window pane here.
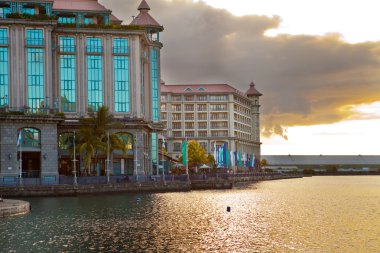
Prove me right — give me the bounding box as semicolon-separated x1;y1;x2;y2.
27;48;44;111
113;38;129;54
86;37;102;53
113;55;130;112
59;36;75;53
151;49;159;121
87;55;103;111
26;29;44;46
0;46;9;106
60;55;76;112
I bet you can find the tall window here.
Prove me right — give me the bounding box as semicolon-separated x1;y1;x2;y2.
87;55;103;111
59;37;76;112
86;37;103;111
27;48;44;111
151;132;157;169
113;38;129;112
60;55;76;112
151;49;159;121
0;28;8;106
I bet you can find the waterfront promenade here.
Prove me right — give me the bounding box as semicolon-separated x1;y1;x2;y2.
0;173;301;197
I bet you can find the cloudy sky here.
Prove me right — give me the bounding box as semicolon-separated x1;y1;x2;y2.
101;0;380;155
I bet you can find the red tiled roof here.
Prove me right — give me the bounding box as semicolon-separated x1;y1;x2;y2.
110;14;122;25
161;84;239;94
53;0;111;12
130;0;162;30
245;81;262;96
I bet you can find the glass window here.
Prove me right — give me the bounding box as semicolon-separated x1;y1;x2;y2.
86;37;102;53
173;143;181;152
26;29;44;46
198;95;207;101
0;28;8;44
0;7;11;19
113;55;130;112
199;142;207;151
27;48;44;111
87;55;103;111
184;105;194;111
58;16;76;24
60;55;76;112
17;128;40;148
85;17;94;25
151;49;159;121
113;38;129;54
151;132;157;167
0;46;9;107
59;36;75;53
22;7;35;15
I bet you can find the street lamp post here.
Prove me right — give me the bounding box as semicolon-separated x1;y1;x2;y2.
106;130;110;184
161;135;166;183
72;131;78;186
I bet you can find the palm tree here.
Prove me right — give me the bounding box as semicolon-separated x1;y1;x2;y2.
77;106;127;175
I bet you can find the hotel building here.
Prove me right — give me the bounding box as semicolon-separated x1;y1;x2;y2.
0;0;164;183
160;82;262;164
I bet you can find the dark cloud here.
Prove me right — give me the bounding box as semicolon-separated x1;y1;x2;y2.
101;0;380;138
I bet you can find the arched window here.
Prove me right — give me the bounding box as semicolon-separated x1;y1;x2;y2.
17;128;41;148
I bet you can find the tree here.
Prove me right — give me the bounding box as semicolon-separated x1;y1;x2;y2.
260;159;268;168
179;140;208;169
77;106;127;175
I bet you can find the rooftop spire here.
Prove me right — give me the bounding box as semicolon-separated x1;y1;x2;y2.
246;81;262;96
138;0;151;11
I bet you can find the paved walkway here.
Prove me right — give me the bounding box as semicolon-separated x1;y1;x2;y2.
0;199;30;218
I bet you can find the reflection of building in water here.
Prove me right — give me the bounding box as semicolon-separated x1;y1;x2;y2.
0;0;164;183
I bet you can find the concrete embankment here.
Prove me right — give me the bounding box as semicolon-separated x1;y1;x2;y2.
0;199;30;218
0;181;191;198
0;174;302;197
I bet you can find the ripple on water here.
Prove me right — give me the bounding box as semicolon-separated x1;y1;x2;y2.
1;176;380;252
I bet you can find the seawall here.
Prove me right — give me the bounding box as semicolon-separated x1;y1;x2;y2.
0;174;302;197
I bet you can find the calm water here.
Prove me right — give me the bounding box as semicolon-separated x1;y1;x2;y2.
1;176;380;252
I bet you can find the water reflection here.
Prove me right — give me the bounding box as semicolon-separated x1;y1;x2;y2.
1;176;379;252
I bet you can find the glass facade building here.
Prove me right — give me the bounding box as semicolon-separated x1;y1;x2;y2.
0;0;164;182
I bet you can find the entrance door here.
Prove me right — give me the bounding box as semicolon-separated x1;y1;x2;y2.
19;152;41;178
